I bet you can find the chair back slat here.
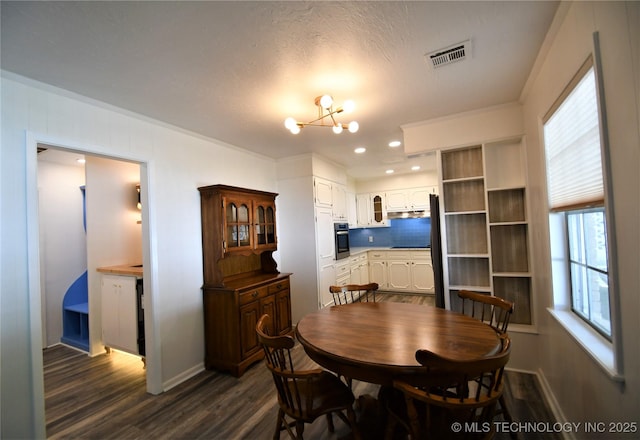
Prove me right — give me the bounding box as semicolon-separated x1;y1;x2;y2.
390;336;511;439
329;283;379;305
458;290;514;334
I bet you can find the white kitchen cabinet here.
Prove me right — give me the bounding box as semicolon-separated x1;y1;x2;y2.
314;177;333;208
102;274;138;354
335;259;350;286
315;207;334;260
368;249;433;293
356;193;388;227
408;187;436;210
349;253;368;285
385;190;410;211
387;260;411;290
347;191;358;228
410;251;435;293
332;183;348;221
318;261;336;308
358;255;370;284
368;251;387;289
386;186;437;211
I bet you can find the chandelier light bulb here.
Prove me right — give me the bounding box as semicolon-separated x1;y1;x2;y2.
332;124;343;134
348;121;359;133
320;94;333;109
343;100;355;113
284;117;297;130
290;125;301;134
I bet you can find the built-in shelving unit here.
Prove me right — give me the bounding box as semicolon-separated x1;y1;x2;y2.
440;138;532;327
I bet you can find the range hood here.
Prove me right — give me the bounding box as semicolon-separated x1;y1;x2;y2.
386;210;430;219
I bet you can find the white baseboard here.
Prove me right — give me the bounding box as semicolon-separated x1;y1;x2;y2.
162;362;205;392
535;368;576;440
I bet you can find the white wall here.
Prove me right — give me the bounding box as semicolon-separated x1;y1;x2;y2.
276;155;319;322
522;1;640;428
1;74;278;438
85;156;142;355
37;158;87;348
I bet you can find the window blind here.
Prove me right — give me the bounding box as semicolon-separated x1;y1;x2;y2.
544;63;604;211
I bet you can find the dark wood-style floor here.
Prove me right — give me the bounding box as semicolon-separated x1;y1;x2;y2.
44;293;560;439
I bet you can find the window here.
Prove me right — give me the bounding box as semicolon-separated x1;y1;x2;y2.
543;56;612;339
567;209;610;337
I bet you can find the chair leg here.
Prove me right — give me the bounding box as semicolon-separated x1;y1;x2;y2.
273;408;285;440
295;421;305;439
326;412;335;432
346;405;361;440
498;395;518;440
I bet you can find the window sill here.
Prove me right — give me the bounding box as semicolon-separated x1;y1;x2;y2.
548;308;624;383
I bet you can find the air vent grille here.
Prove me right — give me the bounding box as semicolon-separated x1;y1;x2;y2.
426;40;470;68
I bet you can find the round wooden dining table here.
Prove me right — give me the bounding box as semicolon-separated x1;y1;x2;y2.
295;302;502;386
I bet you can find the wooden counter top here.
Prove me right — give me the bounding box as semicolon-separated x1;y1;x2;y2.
96;264;143;277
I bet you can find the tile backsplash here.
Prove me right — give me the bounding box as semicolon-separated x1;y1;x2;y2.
349;217;431;248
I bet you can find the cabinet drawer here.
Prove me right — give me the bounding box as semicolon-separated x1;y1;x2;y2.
335;263;350;277
387;251;411;260
268;279;289;294
239;286;269;306
410;250;431;260
368;251;387;260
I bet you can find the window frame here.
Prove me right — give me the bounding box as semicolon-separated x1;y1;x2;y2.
543;35;623;381
565;207;611;340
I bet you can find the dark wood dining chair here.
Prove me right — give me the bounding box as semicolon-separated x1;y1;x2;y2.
385;335;511;440
329;282;379;305
255;314;360;440
457;290;515;430
458;289;514;335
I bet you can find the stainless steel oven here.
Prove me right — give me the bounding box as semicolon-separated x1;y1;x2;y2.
334;222;350;260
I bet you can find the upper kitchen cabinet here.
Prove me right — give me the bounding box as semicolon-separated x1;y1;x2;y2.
313;176;348;221
356;192;388;227
386;186;437;212
440;138;532;328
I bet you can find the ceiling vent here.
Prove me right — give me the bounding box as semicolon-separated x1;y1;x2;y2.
426;40;470;68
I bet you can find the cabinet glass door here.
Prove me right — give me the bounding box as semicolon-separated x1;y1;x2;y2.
255;202;276;249
226;200;251;250
373;195;384;223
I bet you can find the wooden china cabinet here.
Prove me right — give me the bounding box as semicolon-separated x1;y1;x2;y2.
198;184;292;377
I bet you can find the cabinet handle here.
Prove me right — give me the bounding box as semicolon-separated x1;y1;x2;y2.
252;291;259;298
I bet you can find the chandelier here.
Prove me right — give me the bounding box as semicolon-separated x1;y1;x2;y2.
284;95;359;135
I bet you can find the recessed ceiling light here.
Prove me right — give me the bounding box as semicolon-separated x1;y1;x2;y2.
354;147;366;154
388;141;402;148
386;169;394;174
411;165;421;171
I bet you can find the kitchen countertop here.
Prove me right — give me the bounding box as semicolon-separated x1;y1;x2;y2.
96;264;143;277
348;246;430;257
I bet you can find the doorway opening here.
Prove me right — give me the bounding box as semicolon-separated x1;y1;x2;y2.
26;134;162;437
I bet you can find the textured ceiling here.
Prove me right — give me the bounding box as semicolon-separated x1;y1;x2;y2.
1;1;559;179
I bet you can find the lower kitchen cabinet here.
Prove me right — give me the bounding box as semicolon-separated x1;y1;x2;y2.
101;274;140;355
368;250;434;293
411;252;435;293
203;273;292;377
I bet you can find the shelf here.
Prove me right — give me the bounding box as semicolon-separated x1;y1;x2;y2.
443;179;486;212
441;145;483;180
62;304;90;352
445;213;488;254
484;139;525;189
488;188;526;223
490;224;529;273
447;257;490;287
493;276;531;325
